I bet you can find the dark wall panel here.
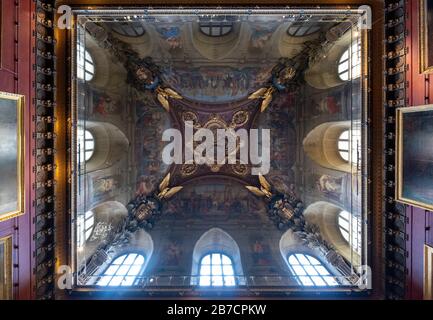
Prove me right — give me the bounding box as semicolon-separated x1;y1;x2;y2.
0;0;36;300
404;0;433;300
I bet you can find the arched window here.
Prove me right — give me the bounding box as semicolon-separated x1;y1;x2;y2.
97;253;145;286
287;253;338;286
199;16;234;37
199;253;236;287
111;21;145;37
338;128;361;164
77;42;95;81
287;22;321;37
77;210;94;247
338;210;362;254
338;39;361;81
77;127;95;163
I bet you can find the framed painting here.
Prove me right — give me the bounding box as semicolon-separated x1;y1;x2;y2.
396;105;433;211
0;235;12;300
420;0;433;74
0;92;24;222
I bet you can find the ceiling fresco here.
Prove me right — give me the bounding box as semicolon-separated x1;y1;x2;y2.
73;9;367;293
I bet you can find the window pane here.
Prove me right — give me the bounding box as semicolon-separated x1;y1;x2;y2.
311;276;326;286
97;275;112;286
288;255;299;265
200;265;211;276
200;275;211;286
340;50;349;61
77;42;94;81
315;266;330;276
299;276;314;286
222;265;234;275
212;253;221;265
304;266;318;276
292;265;307;276
306;255;321;265
116;265;131;276
323;276;339;286
287;254;337;287
295;254;310;265
121;276;136;286
201;255;211;265
97;253;145;287
199;253;236;287
128;265;142;276
212;264;222;276
134;255;145;265
221;255;231;265
109;276;124;286
212;276;223;286
113;255;127;265
338;61;349;73
224;276;236;286
339;39;361;81
123;254;137;265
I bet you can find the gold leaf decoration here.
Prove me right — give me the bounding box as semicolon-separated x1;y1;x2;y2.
162;186;183;199
245;186;266;197
248;87;268;100
157;93;170;112
260;88;274;112
159;173;171;192
164;88;183;100
258;173;271;192
157;188;169;199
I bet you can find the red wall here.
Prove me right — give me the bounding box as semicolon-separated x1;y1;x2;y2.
404;0;433;300
0;0;36;300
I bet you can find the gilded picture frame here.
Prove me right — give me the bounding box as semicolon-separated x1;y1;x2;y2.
0;235;13;300
0;92;24;222
425;244;433;300
396;105;433;211
420;0;433;74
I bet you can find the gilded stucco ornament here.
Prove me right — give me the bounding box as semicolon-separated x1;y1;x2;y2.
248;58;298;112
89;26;183;112
127;173;183;231
245;174;304;230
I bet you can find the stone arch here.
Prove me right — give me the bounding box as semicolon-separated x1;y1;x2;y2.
189;21;244;60
191;227;245;285
303;201;361;266
304;24;356;89
303;121;354;173
81;121;129;173
77;201;128;263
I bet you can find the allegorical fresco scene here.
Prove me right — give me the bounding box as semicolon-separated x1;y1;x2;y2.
73;10;367;292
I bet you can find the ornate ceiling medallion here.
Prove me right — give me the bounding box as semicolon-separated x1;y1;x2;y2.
231;163;248;176
181;111;201;128
181;163;198;176
230;110;249;128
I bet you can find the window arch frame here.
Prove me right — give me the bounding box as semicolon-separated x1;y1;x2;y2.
338;210;362;255
286;253;339;287
337;127;361;165
198;252;236;287
77;41;95;81
338;38;361;81
111;21;145;37
96;252;146;287
77;127;95;163
287;21;321;37
77;210;95;247
198;16;235;37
